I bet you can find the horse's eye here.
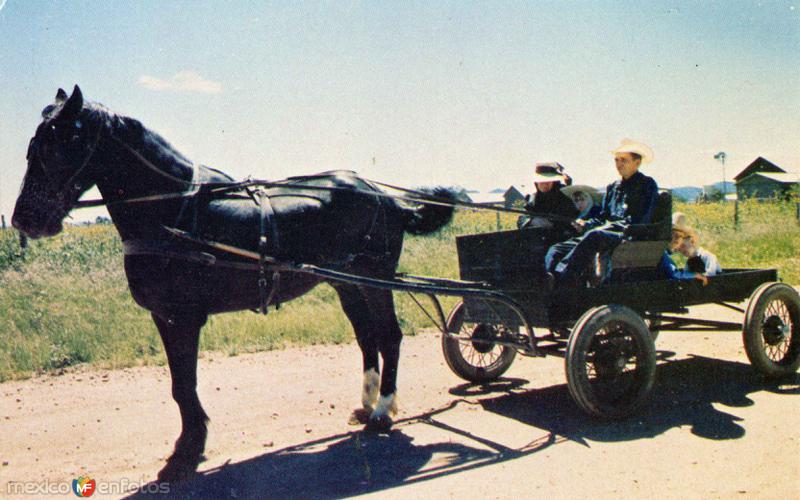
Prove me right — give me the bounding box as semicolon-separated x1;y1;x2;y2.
74;120;82;129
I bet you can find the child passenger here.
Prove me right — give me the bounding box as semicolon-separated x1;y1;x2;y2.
659;212;721;285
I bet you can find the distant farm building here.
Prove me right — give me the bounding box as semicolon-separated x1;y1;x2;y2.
503;186;526;208
460;185;528;209
734;157;799;200
461;190;503;206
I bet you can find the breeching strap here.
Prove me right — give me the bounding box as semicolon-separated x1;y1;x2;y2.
255;189;281;314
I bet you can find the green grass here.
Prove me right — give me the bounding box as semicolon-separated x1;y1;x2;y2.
0;201;797;381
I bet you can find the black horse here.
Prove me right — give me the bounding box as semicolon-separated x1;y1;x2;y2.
12;86;455;482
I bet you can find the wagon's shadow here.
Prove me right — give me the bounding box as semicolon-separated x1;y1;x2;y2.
124;355;799;499
477;355;800;445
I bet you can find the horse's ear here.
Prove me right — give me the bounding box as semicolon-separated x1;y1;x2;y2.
55;88;68;103
59;85;83;118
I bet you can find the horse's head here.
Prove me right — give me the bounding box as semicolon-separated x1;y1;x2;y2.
13;85;102;238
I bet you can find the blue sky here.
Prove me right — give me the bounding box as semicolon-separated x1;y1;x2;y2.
1;1;798;221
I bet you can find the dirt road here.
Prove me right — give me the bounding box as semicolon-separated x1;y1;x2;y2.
2;302;799;499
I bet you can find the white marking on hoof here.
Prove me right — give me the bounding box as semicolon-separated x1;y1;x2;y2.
362;368;380;410
372;393;398;419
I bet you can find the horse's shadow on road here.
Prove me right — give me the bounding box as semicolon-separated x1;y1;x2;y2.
125;354;799;499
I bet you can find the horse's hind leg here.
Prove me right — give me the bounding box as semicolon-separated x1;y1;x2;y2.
151;311;209;482
333;284;381;420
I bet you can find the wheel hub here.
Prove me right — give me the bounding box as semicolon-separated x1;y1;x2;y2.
592;339;630;378
470;323;498;354
762;315;788;346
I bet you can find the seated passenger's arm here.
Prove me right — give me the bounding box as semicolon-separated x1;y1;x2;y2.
658;252;700;280
582;186;612;231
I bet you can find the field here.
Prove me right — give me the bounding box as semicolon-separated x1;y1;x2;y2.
1;200;798;381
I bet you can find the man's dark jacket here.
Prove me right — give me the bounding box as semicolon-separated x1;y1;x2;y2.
584;171;659;232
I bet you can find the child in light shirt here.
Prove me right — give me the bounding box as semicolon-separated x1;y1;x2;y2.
659;212;721;285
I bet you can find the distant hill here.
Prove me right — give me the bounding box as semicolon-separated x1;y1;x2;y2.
670;186;703;202
670;182;735;201
471;181;737;203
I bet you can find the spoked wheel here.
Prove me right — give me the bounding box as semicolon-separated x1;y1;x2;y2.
743;282;800;378
442;300;517;383
566;305;656;418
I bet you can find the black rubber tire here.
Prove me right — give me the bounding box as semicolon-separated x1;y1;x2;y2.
441;300;517;383
566;305;656;419
742;282;800;378
645;317;661;341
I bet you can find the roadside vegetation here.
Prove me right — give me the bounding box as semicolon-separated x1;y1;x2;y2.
1;200;798;381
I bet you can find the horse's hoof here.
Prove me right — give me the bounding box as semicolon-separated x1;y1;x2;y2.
157;457;198;483
348;407;372;426
365;414;393;434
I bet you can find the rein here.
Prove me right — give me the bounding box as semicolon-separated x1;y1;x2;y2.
68;131;570;219
61;133;576;314
73;169;574;223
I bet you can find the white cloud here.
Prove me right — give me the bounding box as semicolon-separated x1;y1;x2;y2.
137;71;222;94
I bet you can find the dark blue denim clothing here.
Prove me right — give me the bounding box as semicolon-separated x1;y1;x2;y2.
545;226;625;277
658;251;698;280
546;171;659;283
584;171;659;229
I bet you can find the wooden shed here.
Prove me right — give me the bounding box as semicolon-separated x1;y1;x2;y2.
503;186;526;208
734;157;798;200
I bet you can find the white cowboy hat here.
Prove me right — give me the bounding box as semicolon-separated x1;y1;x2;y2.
561;184;602;203
612;138;654;164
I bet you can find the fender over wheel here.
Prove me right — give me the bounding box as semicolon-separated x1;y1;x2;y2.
743;282;800;378
566;305;656;418
442;300;517;383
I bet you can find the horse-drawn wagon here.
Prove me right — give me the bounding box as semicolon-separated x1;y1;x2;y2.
441;211;799;418
13;85;799;481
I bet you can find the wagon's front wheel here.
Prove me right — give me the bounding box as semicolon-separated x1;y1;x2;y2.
743;282;800;378
566;305;656;418
442;300;517;383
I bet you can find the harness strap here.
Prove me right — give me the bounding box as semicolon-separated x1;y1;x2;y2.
255;189;281;314
123;238;267;271
122;240;217;266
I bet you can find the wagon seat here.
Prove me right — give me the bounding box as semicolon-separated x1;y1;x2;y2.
601;190;673;284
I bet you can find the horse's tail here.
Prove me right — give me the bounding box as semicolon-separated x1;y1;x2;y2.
402;187;457;235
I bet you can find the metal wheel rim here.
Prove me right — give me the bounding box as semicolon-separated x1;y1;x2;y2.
582;320;647;406
456;321;508;371
761;299;795;363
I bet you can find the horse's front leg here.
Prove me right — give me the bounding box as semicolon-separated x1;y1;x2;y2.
151;311;209;482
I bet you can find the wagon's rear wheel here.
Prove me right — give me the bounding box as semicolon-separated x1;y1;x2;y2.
743;282;800;377
566;305;656;418
442;300;517;383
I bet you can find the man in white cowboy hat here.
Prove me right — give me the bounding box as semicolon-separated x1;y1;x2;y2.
518;163;578;235
545;139;659;286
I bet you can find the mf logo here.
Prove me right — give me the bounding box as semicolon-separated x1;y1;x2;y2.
72;476;96;497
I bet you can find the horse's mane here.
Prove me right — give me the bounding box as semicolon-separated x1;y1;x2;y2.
83;100;197;169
